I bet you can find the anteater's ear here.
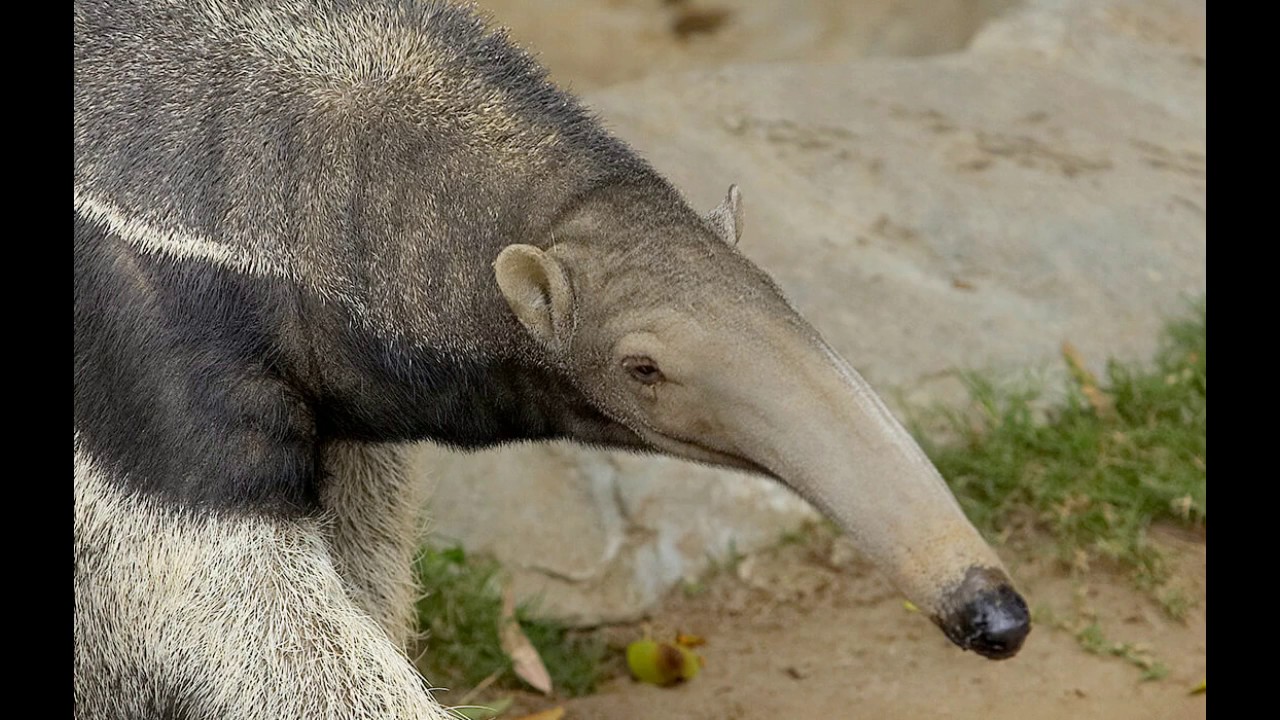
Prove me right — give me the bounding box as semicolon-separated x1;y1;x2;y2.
706;184;743;245
494;244;575;351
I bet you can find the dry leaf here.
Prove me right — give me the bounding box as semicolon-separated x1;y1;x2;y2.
675;632;706;648
1061;341;1115;418
1170;495;1195;520
1189;679;1206;695
500;585;553;695
455;670;503;708
510;708;566;720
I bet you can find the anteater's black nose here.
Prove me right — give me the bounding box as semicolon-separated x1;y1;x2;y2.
935;567;1031;660
957;584;1031;659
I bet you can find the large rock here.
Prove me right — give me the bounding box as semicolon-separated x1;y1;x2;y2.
419;0;1205;624
473;0;1021;91
970;0;1206;127
414;443;816;625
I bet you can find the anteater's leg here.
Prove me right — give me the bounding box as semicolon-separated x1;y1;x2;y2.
74;451;452;720
321;441;428;651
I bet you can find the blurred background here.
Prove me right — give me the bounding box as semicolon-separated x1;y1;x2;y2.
409;1;1205;718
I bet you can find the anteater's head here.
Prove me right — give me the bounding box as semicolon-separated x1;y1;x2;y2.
493;184;1030;660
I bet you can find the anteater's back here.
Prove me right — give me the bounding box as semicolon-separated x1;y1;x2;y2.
74;0;653;287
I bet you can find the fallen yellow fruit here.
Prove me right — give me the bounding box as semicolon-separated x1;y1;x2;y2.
626;638;703;686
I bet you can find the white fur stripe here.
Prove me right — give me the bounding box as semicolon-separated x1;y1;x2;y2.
74;187;295;279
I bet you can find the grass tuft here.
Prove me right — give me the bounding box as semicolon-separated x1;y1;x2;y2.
918;299;1206;610
1075;621;1170;681
412;545;610;699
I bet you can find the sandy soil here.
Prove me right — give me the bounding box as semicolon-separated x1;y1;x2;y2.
484;530;1206;719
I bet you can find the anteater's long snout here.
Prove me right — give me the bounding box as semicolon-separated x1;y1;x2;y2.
712;328;1032;659
934;567;1031;660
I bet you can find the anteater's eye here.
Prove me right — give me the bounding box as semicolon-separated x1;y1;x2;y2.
622;356;665;385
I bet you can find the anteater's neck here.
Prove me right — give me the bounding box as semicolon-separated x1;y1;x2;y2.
74;212;627;517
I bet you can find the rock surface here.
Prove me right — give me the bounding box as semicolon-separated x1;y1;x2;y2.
417;0;1206;624
473;0;1021;91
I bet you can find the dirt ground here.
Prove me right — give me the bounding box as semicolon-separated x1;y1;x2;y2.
446;3;1206;718
488;530;1206;719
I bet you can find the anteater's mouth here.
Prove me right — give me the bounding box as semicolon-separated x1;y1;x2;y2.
636;428;774;479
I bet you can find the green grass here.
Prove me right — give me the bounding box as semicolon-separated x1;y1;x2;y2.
1034;605;1170;681
1076;622;1170;681
917;299;1206;610
412;546;610;699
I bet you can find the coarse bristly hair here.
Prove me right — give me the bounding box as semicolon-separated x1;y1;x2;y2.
74;1;699;717
76;0;1039;713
